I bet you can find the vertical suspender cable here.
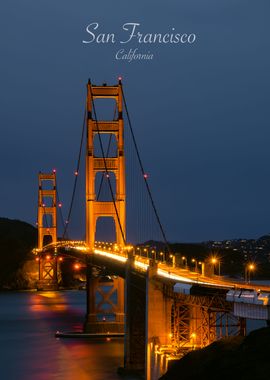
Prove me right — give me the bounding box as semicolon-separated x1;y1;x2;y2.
120;83;170;254
62;105;87;239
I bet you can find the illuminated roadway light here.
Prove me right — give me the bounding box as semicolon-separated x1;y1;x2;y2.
58;203;62;208
94;249;127;263
156;268;231;288
74;171;78;176
75;246;88;252
134;261;149;271
53;169;56;173
143;173;148;179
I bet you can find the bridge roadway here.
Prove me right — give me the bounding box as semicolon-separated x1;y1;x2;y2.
34;240;270;293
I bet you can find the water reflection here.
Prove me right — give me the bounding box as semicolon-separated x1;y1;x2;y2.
0;291;125;380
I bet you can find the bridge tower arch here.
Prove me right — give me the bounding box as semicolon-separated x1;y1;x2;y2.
37;171;59;290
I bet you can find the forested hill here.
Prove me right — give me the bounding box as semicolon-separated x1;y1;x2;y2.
0;218;37;289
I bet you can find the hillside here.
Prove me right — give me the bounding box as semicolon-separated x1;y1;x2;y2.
0;217;37;289
160;327;270;380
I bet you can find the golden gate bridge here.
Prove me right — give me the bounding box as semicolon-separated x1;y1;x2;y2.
32;79;270;380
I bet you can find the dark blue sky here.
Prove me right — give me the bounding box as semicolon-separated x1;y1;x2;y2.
1;0;270;242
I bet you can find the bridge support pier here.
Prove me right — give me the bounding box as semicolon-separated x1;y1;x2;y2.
124;257;173;380
124;254;146;375
84;264;125;333
145;262;173;380
37;253;59;291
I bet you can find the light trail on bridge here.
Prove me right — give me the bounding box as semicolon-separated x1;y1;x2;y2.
34;241;270;292
93;247;232;288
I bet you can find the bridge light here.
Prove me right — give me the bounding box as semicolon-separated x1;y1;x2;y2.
118;76;122;81
58;203;62;208
74;263;80;270
74;171;78;176
53;169;56;173
143;173;148;179
46;255;51;260
35;257;39;262
58;257;63;262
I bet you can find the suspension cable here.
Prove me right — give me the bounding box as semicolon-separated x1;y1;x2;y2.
89;84;126;246
62;105;87;238
120;82;170;253
55;183;66;236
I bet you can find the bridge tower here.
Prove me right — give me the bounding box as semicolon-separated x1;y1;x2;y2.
84;79;125;333
85;79;126;249
37;172;59;290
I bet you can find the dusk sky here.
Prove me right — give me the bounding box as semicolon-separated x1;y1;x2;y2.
1;0;270;243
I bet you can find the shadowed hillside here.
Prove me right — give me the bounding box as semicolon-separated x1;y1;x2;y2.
0;217;37;289
160;327;270;380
